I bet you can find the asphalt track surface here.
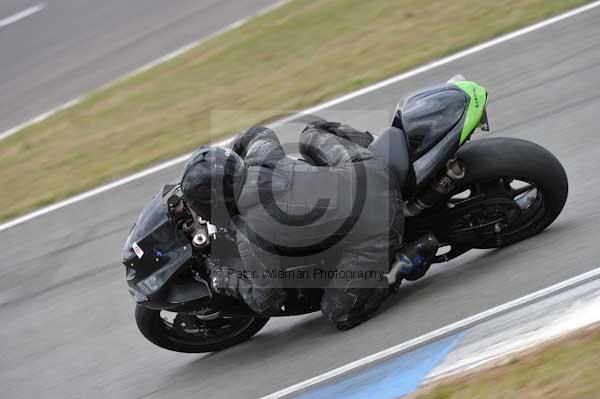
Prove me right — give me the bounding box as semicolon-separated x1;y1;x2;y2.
0;0;281;135
2;6;600;399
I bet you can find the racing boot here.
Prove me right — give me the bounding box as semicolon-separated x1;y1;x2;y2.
335;308;376;331
386;233;439;291
334;295;385;331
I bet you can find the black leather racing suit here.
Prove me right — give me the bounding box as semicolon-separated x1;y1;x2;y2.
218;123;403;325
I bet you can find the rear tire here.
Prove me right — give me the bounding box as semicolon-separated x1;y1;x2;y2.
135;305;269;353
454;137;568;248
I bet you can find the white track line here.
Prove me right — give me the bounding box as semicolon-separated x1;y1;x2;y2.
1;0;600;232
261;267;600;399
0;0;290;142
0;4;44;28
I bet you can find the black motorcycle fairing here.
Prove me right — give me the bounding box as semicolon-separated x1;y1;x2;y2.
412;127;463;190
394;84;467;160
123;185;204;307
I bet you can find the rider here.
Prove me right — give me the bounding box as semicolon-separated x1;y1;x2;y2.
180;121;437;330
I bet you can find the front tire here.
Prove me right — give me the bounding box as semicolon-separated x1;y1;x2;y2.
135;305;269;353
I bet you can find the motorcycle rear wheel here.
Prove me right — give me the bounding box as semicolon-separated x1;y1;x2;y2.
442;137;568;249
135;305;269;353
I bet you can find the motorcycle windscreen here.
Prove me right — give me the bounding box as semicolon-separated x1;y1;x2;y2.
122;185;192;287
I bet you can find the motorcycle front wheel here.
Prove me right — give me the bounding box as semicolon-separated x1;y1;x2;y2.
135;305;269;353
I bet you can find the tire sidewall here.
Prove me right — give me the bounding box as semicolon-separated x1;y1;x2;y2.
135;305;269;353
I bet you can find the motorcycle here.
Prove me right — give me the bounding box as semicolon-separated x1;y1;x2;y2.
122;76;568;353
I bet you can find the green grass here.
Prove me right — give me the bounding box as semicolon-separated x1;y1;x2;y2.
0;0;590;222
417;325;600;399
